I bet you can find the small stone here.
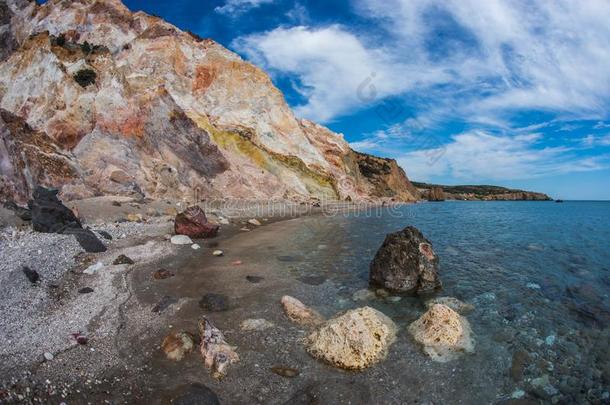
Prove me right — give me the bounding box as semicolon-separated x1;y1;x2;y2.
526;283;541;290
83;262;103;275
111;201;122;207
153;269;174;280
22;266;40;283
199;293;230;312
375;289;390;298
171;235;193;245
510;350;531;382
240;227;251;232
174;206;219;238
43;352;54;362
352;289;375;301
247;218;261;226
240;319;274;331
191;244;201;250
281;295;324;326
113;254;134;265
545;335;556;346
162;331;195;361
270;366;299;378
152;296;178;313
212;250;223;256
199;317;239;379
511;389;525;399
387;296;402;303
246;275;264;283
126;213;143;222
78;287;94;294
231;260;243;266
219;217;230;225
425;296;475;315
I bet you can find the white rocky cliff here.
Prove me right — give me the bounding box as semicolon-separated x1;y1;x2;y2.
0;0;420;204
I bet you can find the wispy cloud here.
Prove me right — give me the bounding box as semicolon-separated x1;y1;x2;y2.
215;0;275;17
234;0;610;126
232;25;450;122
397;130;609;182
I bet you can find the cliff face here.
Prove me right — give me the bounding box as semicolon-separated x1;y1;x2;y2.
0;0;419;204
413;182;552;201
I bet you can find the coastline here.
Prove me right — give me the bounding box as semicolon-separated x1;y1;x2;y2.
0;196;403;402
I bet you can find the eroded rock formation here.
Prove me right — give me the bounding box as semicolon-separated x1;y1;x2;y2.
305;306;397;370
408;304;475;362
0;0;419;204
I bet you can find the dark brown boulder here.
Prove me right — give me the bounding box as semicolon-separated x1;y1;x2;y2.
369;226;441;294
174;206;219;239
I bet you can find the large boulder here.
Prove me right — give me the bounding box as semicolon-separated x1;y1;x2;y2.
174;206;219;239
408;304;475;362
369;226;441;294
305;307;397;370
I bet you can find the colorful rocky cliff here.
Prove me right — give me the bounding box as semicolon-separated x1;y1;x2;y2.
0;0;420;204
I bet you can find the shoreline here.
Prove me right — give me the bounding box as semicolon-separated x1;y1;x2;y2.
0;195;400;402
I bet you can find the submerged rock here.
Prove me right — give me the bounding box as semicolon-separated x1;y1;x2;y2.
199;293;230;312
369;226;441;294
198;317;239;379
240;318;275;331
246;275;264;283
171;383;220;405
425;296;474;315
162;331;195;361
152;296;178;313
270;366;299;378
408;304;474;362
306;306;397;370
247;218;261;226
175;206;219;239
281;295;324;327
153;269;174;280
352;289;375;301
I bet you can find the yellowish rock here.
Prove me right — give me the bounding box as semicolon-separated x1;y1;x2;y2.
425;296;474;315
408;304;475;362
126;213;143;222
161;331;195;361
280;295;324;327
306;307;397;370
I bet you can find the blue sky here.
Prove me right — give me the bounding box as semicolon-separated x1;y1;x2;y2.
123;0;610;200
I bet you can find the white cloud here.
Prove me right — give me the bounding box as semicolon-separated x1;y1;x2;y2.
232;25;449;122
215;0;274;17
582;134;610;147
234;0;610;125
397;130;609;182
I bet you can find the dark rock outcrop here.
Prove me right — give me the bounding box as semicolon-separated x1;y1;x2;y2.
28;186;81;233
174;206;219;239
369;226;441;294
27;186;106;253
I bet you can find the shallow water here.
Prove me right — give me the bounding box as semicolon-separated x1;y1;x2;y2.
128;201;609;404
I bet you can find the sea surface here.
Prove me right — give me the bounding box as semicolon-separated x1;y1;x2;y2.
134;201;610;404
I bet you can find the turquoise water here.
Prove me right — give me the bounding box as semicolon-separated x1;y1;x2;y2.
283;201;610;403
123;201;610;404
